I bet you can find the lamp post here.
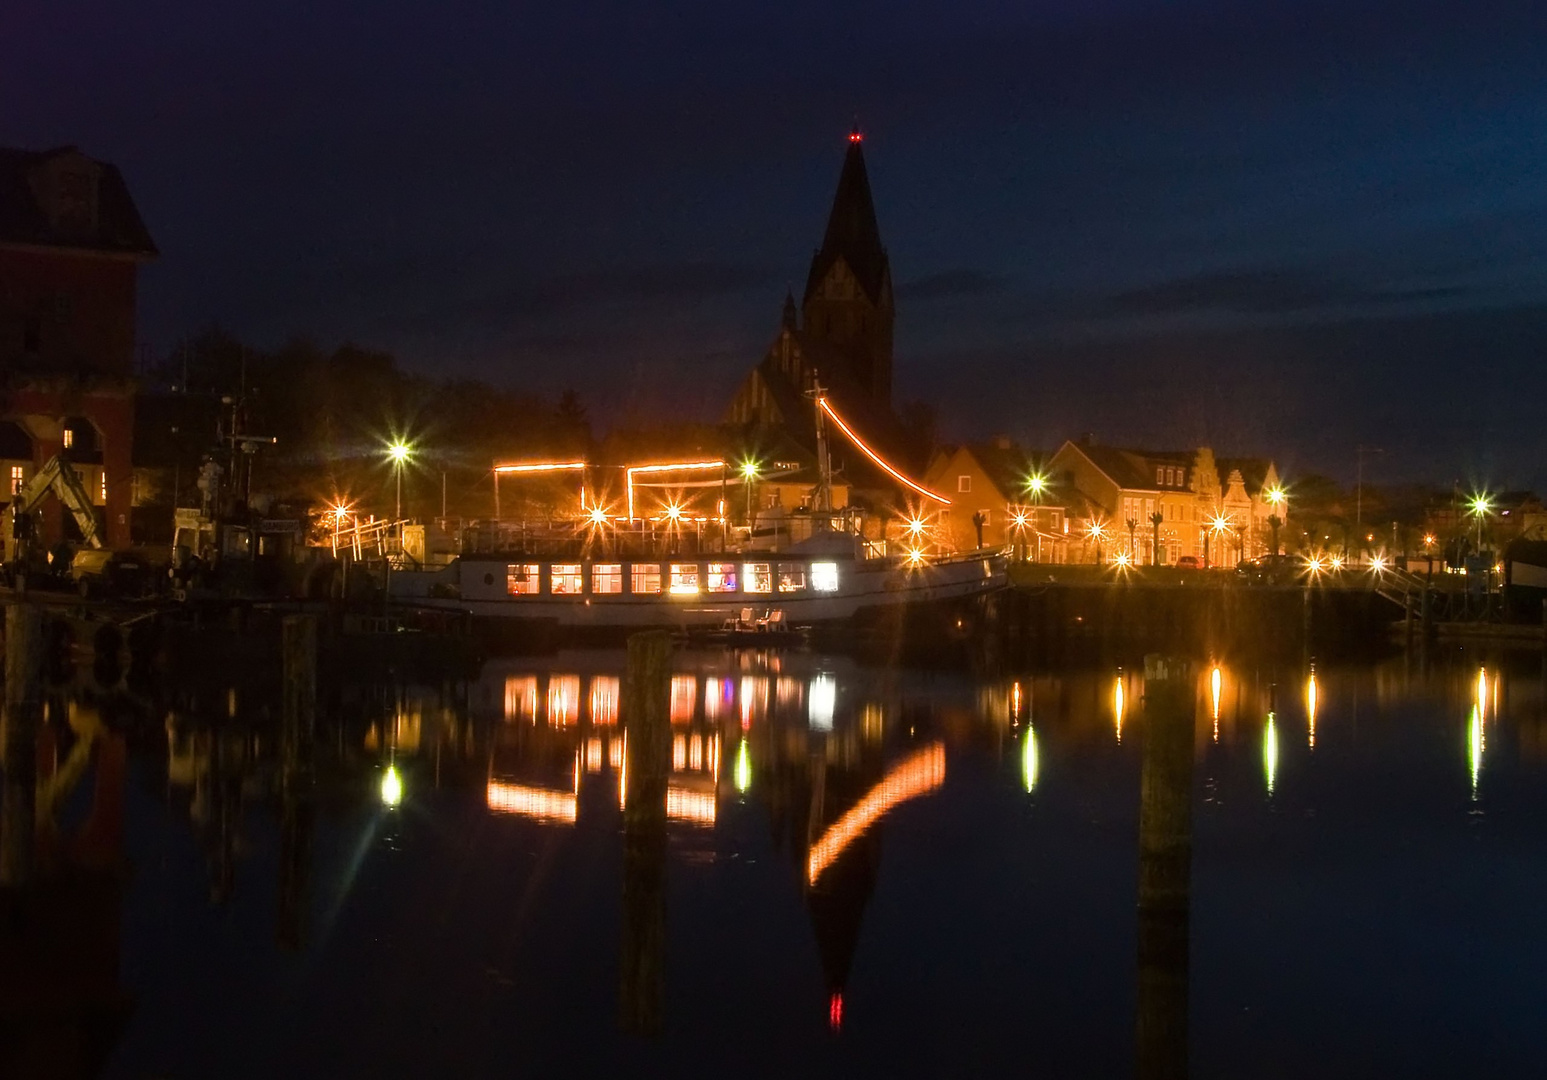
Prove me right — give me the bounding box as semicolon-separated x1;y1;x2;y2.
741;460;758;528
1266;486;1286;557
1470;494;1491;555
388;442;411;537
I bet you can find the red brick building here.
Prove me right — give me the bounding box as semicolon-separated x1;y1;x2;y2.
0;145;157;547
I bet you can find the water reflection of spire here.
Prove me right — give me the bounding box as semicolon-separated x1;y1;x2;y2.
1114;672;1126;744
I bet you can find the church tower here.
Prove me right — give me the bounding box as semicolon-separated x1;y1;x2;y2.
801;128;894;407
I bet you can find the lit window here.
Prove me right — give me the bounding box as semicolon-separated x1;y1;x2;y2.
551;563;582;594
743;562;772;594
669;563;700;594
631;563;661;594
1156;467;1164;484
592;563;622;594
9;466;22;495
811;562;840;592
707;562;738;592
62;428;74;450
506;563;540;595
100;470;108;502
778;563;806;592
958;475;972;493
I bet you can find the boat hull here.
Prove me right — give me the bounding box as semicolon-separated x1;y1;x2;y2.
394;552;1007;631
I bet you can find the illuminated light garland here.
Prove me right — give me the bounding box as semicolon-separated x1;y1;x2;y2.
817;398;950;505
625;460;725;520
486;781;578;822
807;743;945;884
494;461;587;474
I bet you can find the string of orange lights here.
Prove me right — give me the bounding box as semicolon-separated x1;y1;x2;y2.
806;742;946;883
818;397;950;506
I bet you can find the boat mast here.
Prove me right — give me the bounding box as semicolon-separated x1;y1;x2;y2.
809;379;832;514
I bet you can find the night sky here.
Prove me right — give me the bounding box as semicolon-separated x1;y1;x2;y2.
8;0;1547;485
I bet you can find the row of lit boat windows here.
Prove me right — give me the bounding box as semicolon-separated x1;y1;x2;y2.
506;561;840;597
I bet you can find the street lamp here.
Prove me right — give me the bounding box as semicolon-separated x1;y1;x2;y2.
1266;487;1287;556
1469;492;1491;553
388;441;411;521
740;459;759;526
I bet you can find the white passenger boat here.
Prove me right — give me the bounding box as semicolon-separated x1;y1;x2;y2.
389;532;1007;631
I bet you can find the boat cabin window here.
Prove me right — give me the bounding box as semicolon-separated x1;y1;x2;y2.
507;563;540;595
669;563;700;595
631;563;662;595
706;562;737;592
811;561;840;592
551;563;582;595
743;562;772;594
777;563;806;593
593;563;623;594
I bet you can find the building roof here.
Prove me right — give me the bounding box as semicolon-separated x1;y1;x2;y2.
1216;456;1275;493
0;145;157;258
1056;438;1207;493
804;132;888;305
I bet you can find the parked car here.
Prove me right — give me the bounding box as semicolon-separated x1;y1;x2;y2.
1236;553;1300;585
1174;555;1203;570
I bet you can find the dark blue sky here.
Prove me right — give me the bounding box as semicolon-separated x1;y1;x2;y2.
8;0;1547;484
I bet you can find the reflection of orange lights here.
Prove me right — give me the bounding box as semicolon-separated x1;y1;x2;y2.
807;743;946;884
818;397;950;505
548;675;580;726
486;782;578;822
673;734;687;771
671;675;696;723
586;737;603;773
589;676;619;725
504;676;537;722
666;784;716;826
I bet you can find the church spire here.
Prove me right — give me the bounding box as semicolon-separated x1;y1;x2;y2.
804;127;888;305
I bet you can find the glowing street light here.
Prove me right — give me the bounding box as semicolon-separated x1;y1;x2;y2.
1026;472;1047;499
1470;492;1492;552
740;459;759;524
387;441;412;522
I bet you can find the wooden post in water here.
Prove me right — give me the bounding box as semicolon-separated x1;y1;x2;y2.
1;603;44;887
1136;654;1194;1080
619;630;671;1036
278;615;317;949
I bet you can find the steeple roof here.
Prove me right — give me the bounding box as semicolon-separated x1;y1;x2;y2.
804;129;889;304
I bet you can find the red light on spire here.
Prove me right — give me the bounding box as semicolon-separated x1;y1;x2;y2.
849;122;863;143
829;991;844;1031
